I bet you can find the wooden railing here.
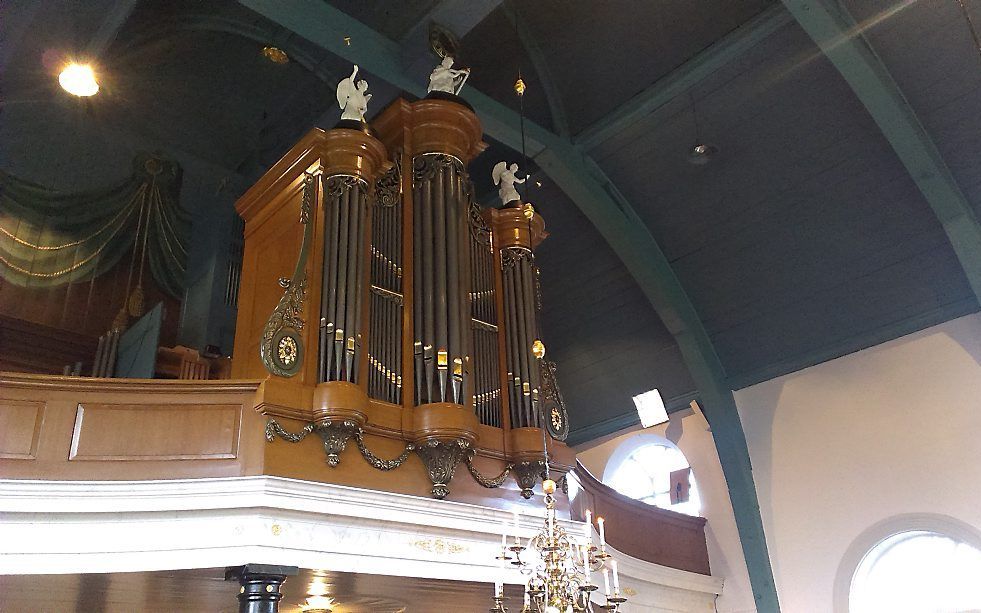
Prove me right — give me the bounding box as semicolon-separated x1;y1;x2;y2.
571;461;711;574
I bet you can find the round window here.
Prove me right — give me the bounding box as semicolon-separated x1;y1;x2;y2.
604;441;701;517
849;530;981;613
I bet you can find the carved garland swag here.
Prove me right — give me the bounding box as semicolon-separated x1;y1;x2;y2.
264;417;564;500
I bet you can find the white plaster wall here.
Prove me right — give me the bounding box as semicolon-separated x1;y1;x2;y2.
577;412;758;613
734;312;981;612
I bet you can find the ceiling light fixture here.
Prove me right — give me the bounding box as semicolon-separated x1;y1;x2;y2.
262;46;289;64
490;20;627;609
688;143;718;165
303;594;334;612
58;62;99;97
686;91;718;165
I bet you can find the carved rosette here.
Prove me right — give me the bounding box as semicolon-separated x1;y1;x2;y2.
513;460;547;499
315;420;362;467
260;174;315;377
415;438;471;499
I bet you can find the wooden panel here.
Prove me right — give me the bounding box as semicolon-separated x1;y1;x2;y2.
572;461;710;575
69;403;241;461
0;399;44;459
0;316;97;375
233;182;308;380
0;373;264;480
0;249;180;352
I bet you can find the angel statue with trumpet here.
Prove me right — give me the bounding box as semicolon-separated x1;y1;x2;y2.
336;64;372;122
427;55;471;95
493;161;526;206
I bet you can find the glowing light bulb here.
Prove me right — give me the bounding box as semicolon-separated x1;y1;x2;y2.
59;63;99;97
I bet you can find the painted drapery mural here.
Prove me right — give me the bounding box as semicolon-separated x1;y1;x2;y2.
0;154;189;307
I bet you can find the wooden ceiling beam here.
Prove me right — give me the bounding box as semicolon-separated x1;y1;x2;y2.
782;0;981;310
398;0;503;48
236;2;780;609
575;4;793;150
398;0;503;86
501;0;571;138
85;0;141;59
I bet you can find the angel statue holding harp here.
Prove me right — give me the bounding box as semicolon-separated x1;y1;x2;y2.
337;64;372;122
427;55;471;95
493;162;526;206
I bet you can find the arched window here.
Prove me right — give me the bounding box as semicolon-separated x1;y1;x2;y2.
601;435;701;517
848;530;981;613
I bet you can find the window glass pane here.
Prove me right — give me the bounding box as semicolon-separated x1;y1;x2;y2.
850;531;981;613
604;443;701;517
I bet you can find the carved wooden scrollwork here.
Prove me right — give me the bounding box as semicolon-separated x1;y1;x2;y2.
375;154;401;208
541;359;569;442
501;245;533;271
513;460;548;499
415;438;471;500
260;174;315;377
466;453;513;488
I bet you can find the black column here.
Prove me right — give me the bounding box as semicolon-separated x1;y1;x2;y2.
225;564;299;613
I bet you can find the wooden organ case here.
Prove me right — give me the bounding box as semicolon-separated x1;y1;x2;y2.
232;96;574;501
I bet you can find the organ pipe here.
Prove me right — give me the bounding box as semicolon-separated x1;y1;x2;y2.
235;96;573;501
320;176;369;384
411;154;473;406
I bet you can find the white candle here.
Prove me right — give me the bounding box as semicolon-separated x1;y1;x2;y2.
597;516;606;550
524;588;531;606
512;509;520;545
582;545;591;583
495;580;503;598
584;509;592;542
602;568;611;597
612;560;620;593
501;521;508;550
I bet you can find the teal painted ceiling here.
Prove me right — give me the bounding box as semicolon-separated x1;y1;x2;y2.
2;0;979;443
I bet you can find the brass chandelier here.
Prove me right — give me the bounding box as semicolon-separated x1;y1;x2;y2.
485;11;628;610
491;478;627;612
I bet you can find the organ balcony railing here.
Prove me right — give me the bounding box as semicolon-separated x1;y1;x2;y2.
231;96;573;500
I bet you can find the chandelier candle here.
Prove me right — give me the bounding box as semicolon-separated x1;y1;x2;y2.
581;545;591;583
597;517;606;553
584;510;592;542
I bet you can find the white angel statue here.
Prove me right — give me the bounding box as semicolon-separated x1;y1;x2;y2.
337;65;371;122
493;162;525;206
427;56;471;95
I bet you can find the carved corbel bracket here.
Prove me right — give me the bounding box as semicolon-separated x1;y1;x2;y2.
314;420;362;467
415;438;471;500
513;460;547;499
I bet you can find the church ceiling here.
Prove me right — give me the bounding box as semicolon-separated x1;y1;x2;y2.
1;0;978;443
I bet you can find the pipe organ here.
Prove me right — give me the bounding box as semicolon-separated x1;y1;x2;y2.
232;96;573;501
